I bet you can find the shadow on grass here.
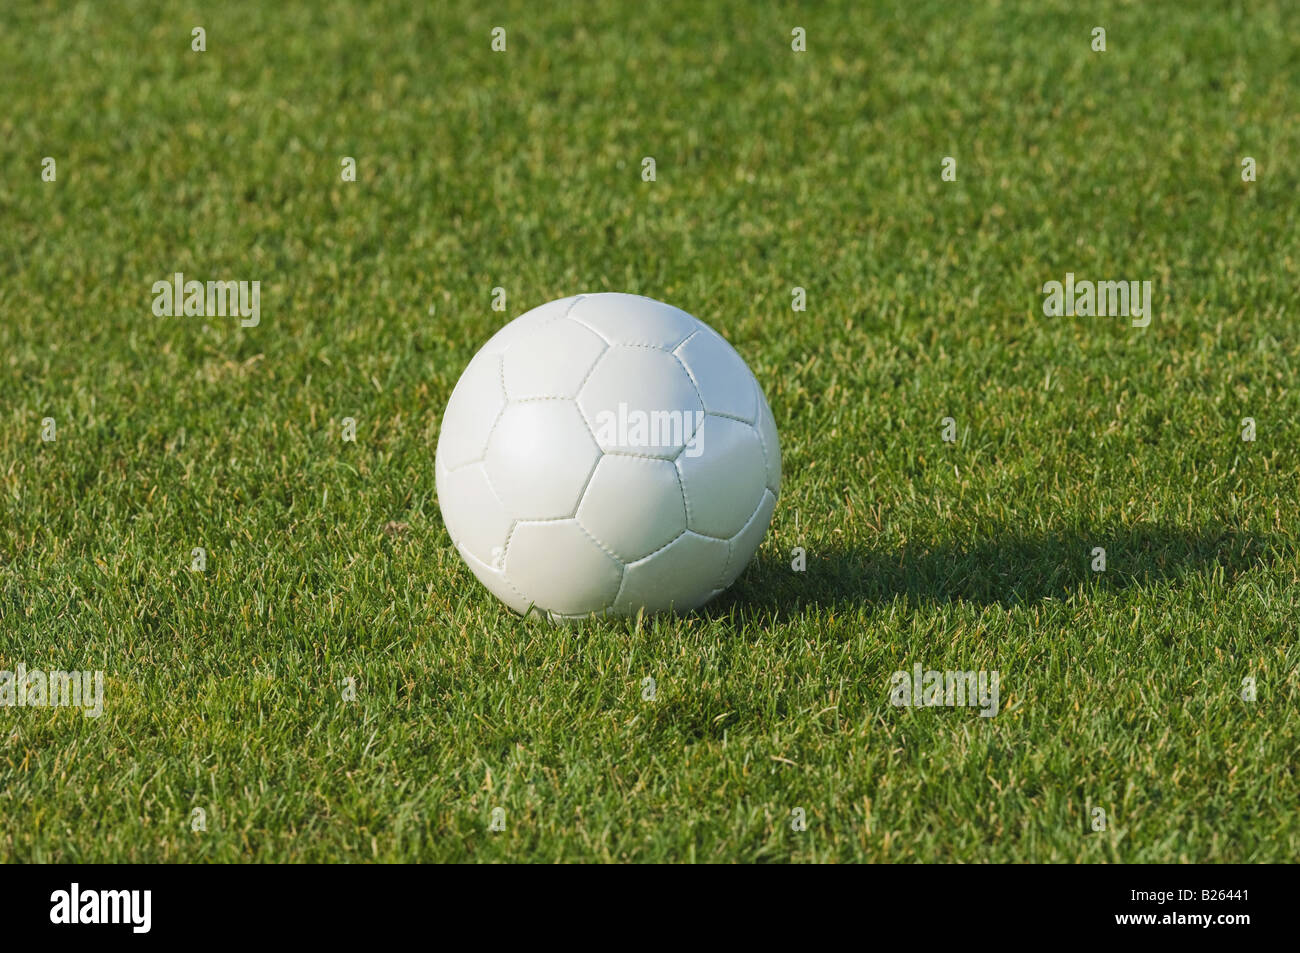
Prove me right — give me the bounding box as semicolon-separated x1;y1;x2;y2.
709;524;1289;615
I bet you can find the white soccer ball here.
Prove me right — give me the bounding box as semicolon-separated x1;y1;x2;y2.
435;293;781;619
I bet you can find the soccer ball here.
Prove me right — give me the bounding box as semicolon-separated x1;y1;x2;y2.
435;293;781;619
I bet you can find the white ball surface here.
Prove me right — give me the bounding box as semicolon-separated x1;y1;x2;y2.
436;293;781;619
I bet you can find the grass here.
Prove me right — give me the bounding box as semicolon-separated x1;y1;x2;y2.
1;0;1298;862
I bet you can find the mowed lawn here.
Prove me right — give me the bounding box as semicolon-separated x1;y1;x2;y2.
1;0;1297;862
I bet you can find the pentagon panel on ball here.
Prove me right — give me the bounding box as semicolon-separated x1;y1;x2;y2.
435;293;781;620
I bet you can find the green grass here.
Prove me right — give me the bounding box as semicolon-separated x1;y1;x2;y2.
2;0;1298;862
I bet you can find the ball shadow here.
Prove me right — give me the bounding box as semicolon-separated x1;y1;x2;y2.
706;524;1289;617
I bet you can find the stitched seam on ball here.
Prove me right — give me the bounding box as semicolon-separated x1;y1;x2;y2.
480;465;506;505
562;295;611;346
480;468;514;564
751;376;779;492
683;485;766;544
603;449;679;461
494;351;506;402
570;342;612;407
500;518;520;567
528;295;586;338
610;571;628;608
484;353;509;454
670;350;707;415
674;457;693;528
441;455;486;475
617;468;691;566
551;607;613;621
736;487;772;541
667;326;698;350
574;519;626;568
721;487;776;584
563;294;588;319
669;413;705;462
632;526;688;566
569;452;604;518
500;297;586;398
733;491;769;579
670;465;689;548
461;541;528;603
718;538;735;590
574;401;600;444
671;329;701;355
570;338;613;445
565;313;607;342
502;575;529;604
